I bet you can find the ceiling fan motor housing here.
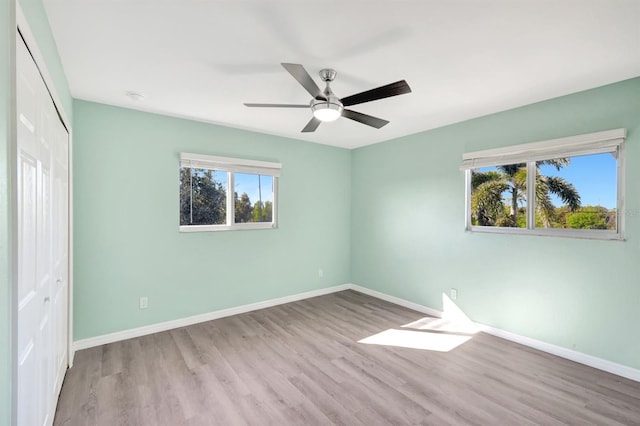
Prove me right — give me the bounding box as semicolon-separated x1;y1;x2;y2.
311;69;343;121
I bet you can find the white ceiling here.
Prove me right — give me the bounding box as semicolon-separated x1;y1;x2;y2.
43;0;640;149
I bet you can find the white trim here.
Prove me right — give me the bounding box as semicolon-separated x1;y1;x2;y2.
461;128;625;169
616;139;625;242
180;152;282;170
73;284;351;351
67;128;74;367
464;170;471;229
7;2;17;425
349;284;443;318
179;222;276;232
71;283;640;383
468;224;623;240
348;285;640;383
526;161;536;228
475;322;640;382
180;152;282;177
227;170;235;226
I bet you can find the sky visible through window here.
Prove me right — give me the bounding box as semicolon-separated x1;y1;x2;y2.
478;152;616;209
211;170;227;188
193;170;273;204
538;153;616;208
235;173;273;205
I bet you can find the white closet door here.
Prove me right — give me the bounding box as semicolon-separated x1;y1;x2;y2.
17;33;69;426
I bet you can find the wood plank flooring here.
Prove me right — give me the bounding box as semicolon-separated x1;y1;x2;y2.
54;290;640;425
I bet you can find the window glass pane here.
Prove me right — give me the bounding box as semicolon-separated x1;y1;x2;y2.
180;167;227;225
535;153;617;230
234;173;274;223
471;163;527;228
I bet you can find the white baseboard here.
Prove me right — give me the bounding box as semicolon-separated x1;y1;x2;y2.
349;284;443;318
73;283;351;352
475;323;640;382
348;284;640;383
72;282;640;383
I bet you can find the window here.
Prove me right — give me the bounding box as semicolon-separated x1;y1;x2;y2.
461;129;625;240
179;153;281;231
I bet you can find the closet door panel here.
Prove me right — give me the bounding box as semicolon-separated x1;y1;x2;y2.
16;33;69;426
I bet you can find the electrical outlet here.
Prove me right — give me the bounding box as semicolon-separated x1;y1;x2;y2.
139;296;148;309
450;288;458;300
318;268;324;278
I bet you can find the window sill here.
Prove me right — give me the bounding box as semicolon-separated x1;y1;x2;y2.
467;226;624;241
180;223;277;232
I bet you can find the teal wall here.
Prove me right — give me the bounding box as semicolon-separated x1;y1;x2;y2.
74;80;640;372
72;100;351;340
351;77;640;369
0;0;15;423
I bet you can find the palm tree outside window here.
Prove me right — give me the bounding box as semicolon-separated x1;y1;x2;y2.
461;128;625;240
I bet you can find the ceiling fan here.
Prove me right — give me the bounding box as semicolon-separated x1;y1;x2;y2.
244;63;412;132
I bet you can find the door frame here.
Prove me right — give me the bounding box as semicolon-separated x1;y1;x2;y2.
12;3;74;423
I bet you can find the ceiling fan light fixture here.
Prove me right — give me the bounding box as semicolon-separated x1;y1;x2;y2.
311;100;343;122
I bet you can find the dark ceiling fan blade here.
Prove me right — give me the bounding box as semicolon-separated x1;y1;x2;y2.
281;63;325;99
301;117;322;133
342;109;389;129
244;103;309;108
340;80;412;107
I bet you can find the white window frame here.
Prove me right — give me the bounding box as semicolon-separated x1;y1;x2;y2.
461;128;626;240
179;152;281;232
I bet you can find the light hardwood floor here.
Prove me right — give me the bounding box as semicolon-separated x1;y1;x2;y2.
54;290;640;425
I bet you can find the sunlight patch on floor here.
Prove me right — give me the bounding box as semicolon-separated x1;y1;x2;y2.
402;317;478;334
358;329;472;352
359;293;478;352
403;293;478;334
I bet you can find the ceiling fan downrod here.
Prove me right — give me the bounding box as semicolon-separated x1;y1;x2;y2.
312;68;343;122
